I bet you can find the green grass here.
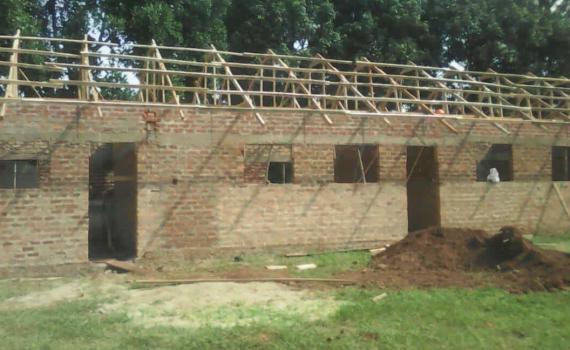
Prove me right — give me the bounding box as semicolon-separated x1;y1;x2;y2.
2;234;569;349
173;232;570;278
531;233;570;253
0;278;70;302
166;250;371;278
1;281;569;350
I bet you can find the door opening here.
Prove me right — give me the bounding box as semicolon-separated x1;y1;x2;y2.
406;146;441;232
88;143;137;260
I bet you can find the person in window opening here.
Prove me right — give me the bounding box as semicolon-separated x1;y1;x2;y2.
487;168;500;183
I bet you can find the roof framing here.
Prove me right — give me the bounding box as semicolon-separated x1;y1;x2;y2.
0;32;568;125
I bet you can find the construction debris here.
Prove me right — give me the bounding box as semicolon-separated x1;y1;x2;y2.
369;247;386;256
285;252;310;258
284;247;371;258
372;293;387;303
296;263;317;270
103;259;147;275
370;243;391;255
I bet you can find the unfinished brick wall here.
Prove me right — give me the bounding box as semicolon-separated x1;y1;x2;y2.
440;182;570;234
137;141;407;259
214;183;406;251
244;144;292;183
439;142;491;181
0;140;89;269
513;145;552;181
293;144;335;184
379;145;407;181
437;142;569;233
1;100;570;270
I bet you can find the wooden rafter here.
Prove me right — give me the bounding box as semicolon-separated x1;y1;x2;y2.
151;40;185;119
316;54;390;126
363;58;458;134
268;49;332;125
79;35;104;117
0;31;568;127
210;45;265;125
500;70;569;121
412;63;511;134
5;29;20;98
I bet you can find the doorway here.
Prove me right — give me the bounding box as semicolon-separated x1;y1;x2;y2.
88;143;137;260
406;146;441;232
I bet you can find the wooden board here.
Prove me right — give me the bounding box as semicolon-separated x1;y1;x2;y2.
103;259;147;275
134;277;358;286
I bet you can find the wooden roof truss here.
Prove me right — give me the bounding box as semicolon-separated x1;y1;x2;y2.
0;32;568;126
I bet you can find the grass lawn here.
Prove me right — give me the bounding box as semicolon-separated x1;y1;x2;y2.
532;233;570;253
166;232;570;279
1;233;568;349
162;250;372;278
0;280;569;350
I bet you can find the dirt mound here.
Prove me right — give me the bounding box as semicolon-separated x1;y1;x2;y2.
371;226;570;292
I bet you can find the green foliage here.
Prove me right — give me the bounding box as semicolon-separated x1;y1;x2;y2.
101;0;229;48
1;0;569;75
531;232;570;253
425;0;570;75
98;71;138;101
0;0;41;35
225;0;339;54
167;250;371;278
327;0;433;63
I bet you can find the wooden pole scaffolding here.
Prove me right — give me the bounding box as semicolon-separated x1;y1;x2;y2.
316;54;391;126
412;62;511;135
151;39;185;120
5;30;20;99
357;147;367;184
80;35;103;117
0;31;568;127
268;49;332;125
362;58;459;134
210;45;265;125
552;183;570;223
1;30;20;119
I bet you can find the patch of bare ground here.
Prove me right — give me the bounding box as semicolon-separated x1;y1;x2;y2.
0;275;343;329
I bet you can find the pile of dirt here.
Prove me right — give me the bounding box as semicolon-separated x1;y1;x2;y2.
370;226;570;292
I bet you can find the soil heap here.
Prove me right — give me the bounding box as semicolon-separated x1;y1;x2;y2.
371;226;570;292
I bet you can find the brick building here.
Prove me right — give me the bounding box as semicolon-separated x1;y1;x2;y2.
0;34;569;272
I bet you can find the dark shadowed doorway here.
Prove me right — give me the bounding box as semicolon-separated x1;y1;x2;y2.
88;143;137;260
406;146;441;232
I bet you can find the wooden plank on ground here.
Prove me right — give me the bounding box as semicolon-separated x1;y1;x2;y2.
134;277;358;286
369;247;386;256
103;259;147;275
284;247;370;257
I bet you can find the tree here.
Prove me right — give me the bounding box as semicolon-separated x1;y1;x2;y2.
100;0;230;48
424;0;570;76
0;0;41;36
225;0;338;54
40;0;97;39
0;0;568;76
326;0;435;64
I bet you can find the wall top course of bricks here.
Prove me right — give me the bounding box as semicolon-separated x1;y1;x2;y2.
1;101;569;148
